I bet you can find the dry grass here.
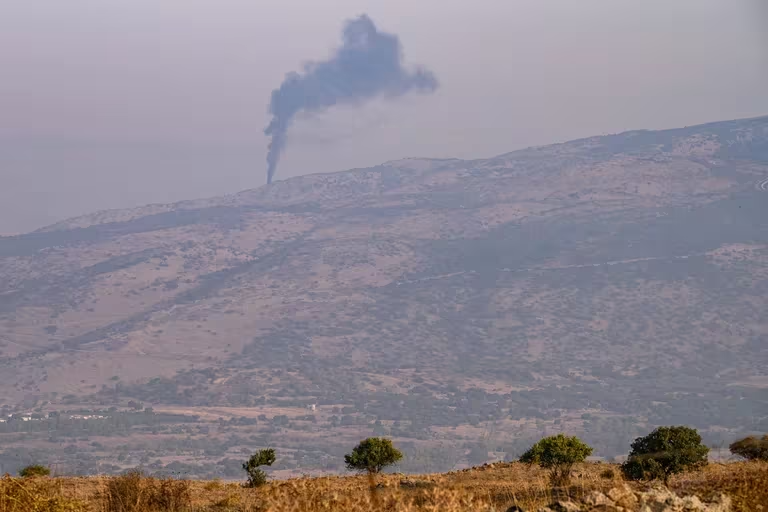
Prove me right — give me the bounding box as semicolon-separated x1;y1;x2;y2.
668;461;768;512
103;470;191;512
0;474;87;512
1;461;765;511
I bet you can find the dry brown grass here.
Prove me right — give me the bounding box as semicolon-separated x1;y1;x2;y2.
668;461;768;512
102;470;191;512
0;474;87;512
1;461;765;511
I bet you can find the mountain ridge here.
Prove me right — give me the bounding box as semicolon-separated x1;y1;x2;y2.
24;114;768;235
1;115;767;475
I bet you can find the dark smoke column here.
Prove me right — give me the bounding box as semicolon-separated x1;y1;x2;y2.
264;14;439;184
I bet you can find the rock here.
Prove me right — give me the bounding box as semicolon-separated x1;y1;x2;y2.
535;486;730;512
636;487;731;512
681;496;705;510
544;501;583;512
640;487;681;511
398;478;433;489
607;485;639;509
692;494;731;512
583;491;615;507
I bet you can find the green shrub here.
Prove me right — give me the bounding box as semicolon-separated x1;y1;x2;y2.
519;434;593;486
621;426;708;484
242;448;276;487
18;464;51;478
729;435;768;461
344;437;403;474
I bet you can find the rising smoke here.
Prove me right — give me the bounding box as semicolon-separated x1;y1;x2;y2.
264;14;439;184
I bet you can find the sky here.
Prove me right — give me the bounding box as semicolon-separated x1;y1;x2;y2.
1;0;767;234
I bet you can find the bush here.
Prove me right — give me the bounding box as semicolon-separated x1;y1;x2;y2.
18;464;51;478
729;435;768;461
105;470;147;512
242;448;276;487
104;470;191;512
344;437;403;474
147;478;191;512
621;426;708;484
519;434;593;486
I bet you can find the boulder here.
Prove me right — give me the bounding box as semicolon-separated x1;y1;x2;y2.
530;486;730;512
637;487;730;512
607;485;638;509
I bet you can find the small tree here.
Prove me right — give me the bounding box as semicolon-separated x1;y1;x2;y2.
242;448;276;487
729;435;768;461
344;437;403;474
19;464;51;478
621;426;708;485
519;434;593;486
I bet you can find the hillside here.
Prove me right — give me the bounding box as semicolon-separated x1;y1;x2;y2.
3;462;767;512
1;116;767;476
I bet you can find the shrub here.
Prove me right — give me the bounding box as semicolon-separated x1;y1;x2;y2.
519;434;593;486
104;470;191;512
147;478;191;512
621;426;708;485
18;464;51;478
729;435;768;461
105;470;147;512
344;437;403;474
242;448;276;487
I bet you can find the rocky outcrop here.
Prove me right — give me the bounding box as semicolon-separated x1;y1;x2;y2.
525;485;731;512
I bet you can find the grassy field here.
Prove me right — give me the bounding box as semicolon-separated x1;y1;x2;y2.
1;461;766;511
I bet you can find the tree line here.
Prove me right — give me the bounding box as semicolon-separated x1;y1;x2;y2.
15;427;768;488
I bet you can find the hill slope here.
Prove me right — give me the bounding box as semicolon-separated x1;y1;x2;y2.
1;116;767;473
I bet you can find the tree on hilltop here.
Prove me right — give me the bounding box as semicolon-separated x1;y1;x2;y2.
729;435;768;461
621;426;708;485
19;464;51;478
519;434;593;486
242;448;276;487
344;437;403;474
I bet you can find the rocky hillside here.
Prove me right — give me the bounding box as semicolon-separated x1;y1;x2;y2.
1;116;767;470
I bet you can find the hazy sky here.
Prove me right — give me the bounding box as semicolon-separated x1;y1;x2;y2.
2;0;767;234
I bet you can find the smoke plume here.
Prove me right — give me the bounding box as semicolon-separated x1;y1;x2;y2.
264;14;439;184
